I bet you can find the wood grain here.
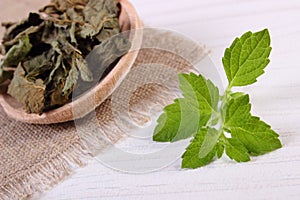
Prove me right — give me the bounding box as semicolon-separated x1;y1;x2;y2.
36;0;300;199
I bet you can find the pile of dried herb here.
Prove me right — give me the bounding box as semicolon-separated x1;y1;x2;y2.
0;0;131;114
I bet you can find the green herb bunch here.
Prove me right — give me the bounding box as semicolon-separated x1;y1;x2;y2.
153;29;282;169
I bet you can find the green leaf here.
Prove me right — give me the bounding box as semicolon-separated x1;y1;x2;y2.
222;29;272;87
198;128;221;158
224;93;282;156
153;98;200;142
225;138;250;162
216;143;224;158
182;128;218;169
153;73;219;142
223;93;251;128
230;116;282;155
179;73;219;114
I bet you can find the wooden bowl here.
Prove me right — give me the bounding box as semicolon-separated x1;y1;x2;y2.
0;0;143;124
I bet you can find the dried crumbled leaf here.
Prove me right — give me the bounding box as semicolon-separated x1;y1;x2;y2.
2;13;43;44
48;69;69;107
86;35;131;81
96;18;120;42
0;35;32;83
80;0;119;38
63;65;79;95
76;57;93;82
0;35;32;69
70;22;77;44
7;66;45;114
24;51;54;81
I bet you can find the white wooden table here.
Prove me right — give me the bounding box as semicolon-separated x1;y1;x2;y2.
42;0;300;199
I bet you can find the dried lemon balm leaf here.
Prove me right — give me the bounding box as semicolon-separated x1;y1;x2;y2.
7;65;45;114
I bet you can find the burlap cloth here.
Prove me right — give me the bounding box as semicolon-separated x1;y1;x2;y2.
0;1;208;199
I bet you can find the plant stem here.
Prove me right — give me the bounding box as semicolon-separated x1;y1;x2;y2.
216;85;232;132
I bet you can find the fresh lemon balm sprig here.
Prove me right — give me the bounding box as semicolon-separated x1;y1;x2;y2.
153;29;282;169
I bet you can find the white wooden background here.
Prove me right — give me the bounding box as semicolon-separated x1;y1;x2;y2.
41;0;300;199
